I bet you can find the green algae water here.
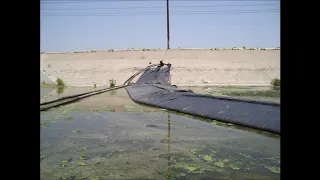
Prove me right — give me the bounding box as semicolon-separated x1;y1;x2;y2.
186;86;280;103
40;88;280;180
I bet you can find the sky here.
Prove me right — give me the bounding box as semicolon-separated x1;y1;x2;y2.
40;0;280;52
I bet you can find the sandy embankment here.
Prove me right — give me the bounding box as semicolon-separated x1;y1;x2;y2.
40;49;280;87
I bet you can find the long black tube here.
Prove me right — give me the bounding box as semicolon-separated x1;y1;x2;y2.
41;85;122;106
41;85;127;111
41;64;159;106
41;63;162;111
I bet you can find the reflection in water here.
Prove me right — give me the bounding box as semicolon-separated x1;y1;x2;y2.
56;86;65;95
110;90;117;96
167;113;171;180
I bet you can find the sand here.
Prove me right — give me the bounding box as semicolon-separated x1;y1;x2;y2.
40;49;280;86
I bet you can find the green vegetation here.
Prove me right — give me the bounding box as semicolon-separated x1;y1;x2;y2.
78;160;86;166
56;78;65;87
243;46;246;49
94;82;97;88
56;78;66;94
270;77;280;90
109;79;116;88
264;165;280;173
60;160;70;168
40;154;48;160
40;121;49;127
40;81;47;87
221;89;280;98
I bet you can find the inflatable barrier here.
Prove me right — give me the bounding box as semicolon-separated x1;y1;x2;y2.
125;64;280;134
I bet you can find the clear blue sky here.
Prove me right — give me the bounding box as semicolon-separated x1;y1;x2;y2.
40;0;280;52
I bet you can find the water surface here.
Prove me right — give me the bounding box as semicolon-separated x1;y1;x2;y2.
40;88;280;180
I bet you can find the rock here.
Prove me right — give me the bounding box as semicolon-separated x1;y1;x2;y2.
202;80;210;83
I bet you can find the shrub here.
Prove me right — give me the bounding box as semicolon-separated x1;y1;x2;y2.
56;78;65;87
109;79;116;88
270;77;280;89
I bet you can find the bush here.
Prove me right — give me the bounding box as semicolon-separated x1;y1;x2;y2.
56;78;65;87
270;77;280;89
109;79;116;88
243;46;246;49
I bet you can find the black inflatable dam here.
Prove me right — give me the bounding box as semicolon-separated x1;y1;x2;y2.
125;64;280;134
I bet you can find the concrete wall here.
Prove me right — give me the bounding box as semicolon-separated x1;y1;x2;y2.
41;49;280;86
40;70;56;85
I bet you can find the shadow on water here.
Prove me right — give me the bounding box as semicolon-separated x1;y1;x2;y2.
40;87;280;180
110;90;117;96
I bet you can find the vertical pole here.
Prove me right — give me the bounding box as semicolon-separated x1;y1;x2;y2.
166;0;170;49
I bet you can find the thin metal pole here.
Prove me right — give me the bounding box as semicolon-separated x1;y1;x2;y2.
166;0;170;49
